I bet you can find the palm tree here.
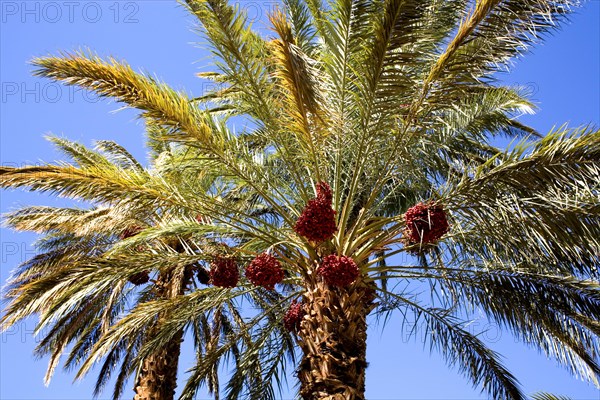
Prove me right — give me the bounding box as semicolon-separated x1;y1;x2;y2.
2;0;599;399
0;136;280;400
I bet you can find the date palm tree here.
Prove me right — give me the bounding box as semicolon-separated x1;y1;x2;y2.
0;136;286;400
2;0;600;399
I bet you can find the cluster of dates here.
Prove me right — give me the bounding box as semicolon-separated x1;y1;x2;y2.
119;183;450;333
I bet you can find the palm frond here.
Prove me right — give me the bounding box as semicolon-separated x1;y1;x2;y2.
445;126;600;278
94;140;145;171
183;0;275;126
531;393;573;400
47;136;113;168
32;52;214;144
382;293;525;400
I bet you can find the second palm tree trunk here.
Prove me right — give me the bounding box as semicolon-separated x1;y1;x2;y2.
133;250;193;400
133;328;183;400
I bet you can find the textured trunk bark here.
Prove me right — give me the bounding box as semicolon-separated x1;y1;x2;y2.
132;256;192;400
298;279;375;400
133;329;183;400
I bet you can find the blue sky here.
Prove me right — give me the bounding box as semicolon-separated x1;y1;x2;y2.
0;1;599;399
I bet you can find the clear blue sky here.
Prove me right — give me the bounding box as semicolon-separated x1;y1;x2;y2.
0;1;599;399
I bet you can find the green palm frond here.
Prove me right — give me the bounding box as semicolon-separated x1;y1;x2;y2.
94;140;145;171
417;0;575;114
32;52;214;145
0;163;189;213
379;292;525;400
179;291;298;400
445;126;600;277
0;137;248;398
48;136;114;168
183;0;275;125
282;0;317;54
421;266;600;384
531;393;573;400
360;0;462;122
269;8;330;168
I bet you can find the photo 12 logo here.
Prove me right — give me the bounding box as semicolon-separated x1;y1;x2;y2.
1;1;140;24
1;241;37;265
400;319;503;345
1;81;101;104
233;0;279;23
1;320;49;344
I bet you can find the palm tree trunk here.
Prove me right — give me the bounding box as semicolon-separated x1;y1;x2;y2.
133;329;183;400
133;257;192;400
298;280;375;400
